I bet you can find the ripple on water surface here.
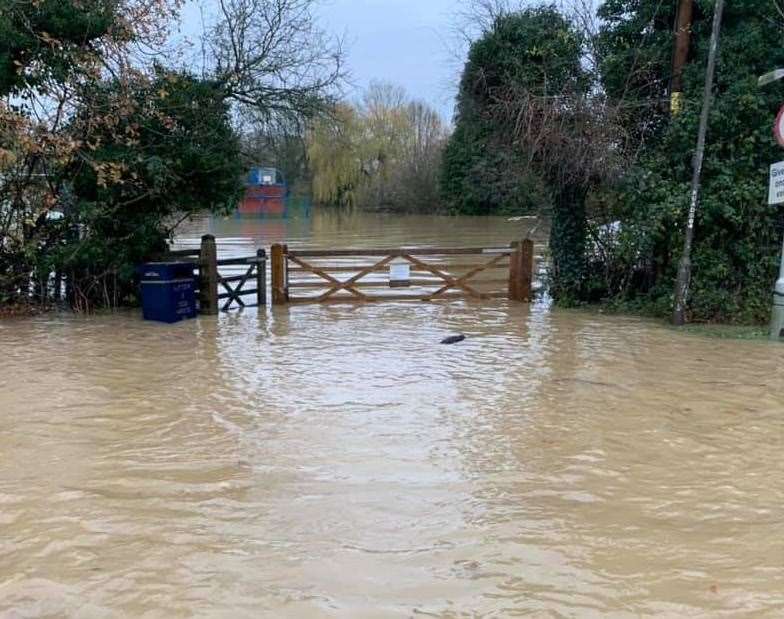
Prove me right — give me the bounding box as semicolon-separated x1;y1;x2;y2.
0;213;783;617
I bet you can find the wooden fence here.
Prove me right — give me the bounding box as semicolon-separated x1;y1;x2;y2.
24;236;531;312
268;240;533;305
171;235;266;314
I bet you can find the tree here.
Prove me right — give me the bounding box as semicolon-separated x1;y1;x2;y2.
207;0;346;128
440;7;585;217
307;83;447;212
0;0;126;305
197;0;347;209
54;69;244;310
595;0;784;322
0;0;245;311
0;0;118;95
595;0;677;142
442;6;621;303
396;101;447;211
307;103;364;207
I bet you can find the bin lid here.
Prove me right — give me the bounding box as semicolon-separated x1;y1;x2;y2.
139;261;196;281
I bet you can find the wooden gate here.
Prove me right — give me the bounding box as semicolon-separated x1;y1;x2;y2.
269;241;533;305
191;235;267;314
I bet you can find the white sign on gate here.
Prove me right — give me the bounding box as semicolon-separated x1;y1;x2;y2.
769;161;784;205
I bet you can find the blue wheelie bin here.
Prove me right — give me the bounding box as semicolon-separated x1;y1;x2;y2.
140;262;197;323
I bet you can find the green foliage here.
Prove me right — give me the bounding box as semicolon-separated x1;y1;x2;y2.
440;123;549;215
54;70;244;306
550;187;588;304
442;6;594;305
594;0;784;323
440;7;584;217
308;84;448;212
0;0;118;96
458;6;584;109
595;0;676;141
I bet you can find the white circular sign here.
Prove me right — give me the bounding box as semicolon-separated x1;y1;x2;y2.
775;105;784;147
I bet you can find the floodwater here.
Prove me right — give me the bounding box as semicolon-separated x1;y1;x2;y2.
1;212;783;618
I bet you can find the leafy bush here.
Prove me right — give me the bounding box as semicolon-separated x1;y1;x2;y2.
594;0;784;323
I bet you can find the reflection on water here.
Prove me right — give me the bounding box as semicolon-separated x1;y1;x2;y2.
1;213;783;617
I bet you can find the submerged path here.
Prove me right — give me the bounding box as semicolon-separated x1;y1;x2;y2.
0;213;782;616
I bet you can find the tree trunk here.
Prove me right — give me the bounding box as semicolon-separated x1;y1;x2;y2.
549;184;587;304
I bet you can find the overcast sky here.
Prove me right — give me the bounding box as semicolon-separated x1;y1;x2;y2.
177;0;463;121
316;0;461;119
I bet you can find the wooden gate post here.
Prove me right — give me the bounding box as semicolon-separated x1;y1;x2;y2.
199;234;219;315
271;244;288;305
256;248;267;307
508;239;534;302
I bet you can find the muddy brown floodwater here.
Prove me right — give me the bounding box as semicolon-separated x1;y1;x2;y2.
1;212;783;618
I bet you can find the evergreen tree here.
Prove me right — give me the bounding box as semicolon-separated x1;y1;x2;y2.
58;70;244;307
440;8;584;216
0;0;118;95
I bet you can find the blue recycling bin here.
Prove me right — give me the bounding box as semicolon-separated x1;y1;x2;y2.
140;262;197;323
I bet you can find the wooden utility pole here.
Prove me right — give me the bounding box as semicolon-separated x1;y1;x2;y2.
672;0;725;326
671;0;694;115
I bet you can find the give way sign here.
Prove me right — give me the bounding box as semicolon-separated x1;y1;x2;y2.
775;105;784;147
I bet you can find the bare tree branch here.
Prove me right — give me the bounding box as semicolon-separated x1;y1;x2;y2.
207;0;347;129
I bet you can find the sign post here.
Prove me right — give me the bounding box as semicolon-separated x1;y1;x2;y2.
759;74;784;339
770;159;784;339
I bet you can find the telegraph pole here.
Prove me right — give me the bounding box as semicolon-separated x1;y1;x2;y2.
670;0;694;115
672;0;725;326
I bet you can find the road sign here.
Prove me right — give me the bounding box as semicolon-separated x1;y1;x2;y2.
759;69;784;87
769;161;784;205
775;106;784;147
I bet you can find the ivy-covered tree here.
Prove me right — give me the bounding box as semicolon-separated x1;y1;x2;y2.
442;7;616;304
597;0;784;322
595;0;678;142
441;8;584;216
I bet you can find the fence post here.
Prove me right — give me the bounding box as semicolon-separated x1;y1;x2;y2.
199;234;219;315
271;244;288;305
256;248;267;307
508;239;534;302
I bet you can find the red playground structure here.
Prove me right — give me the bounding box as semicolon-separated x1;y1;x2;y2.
237;167;288;216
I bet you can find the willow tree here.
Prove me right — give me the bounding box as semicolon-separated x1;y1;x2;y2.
307;104;364;207
308;83;447;211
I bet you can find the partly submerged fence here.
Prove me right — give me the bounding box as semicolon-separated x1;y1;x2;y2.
267;240;534;305
19;235;532;313
170;235;266;314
